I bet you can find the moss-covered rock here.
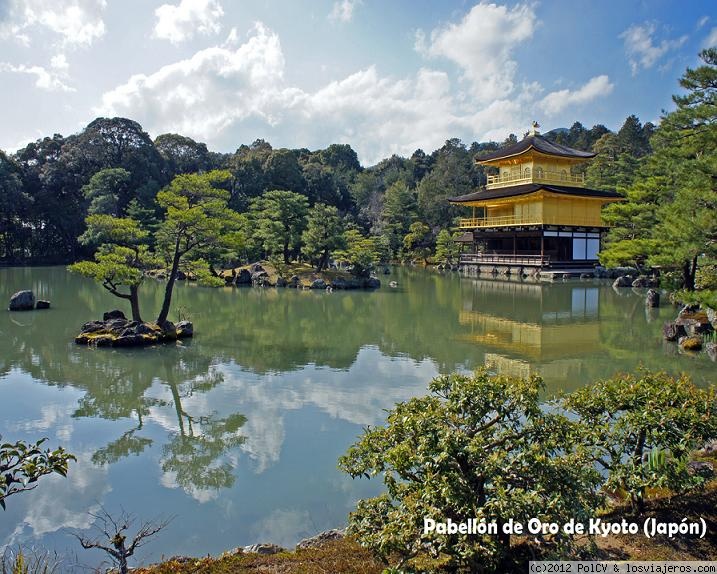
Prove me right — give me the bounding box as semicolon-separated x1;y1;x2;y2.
75;312;193;347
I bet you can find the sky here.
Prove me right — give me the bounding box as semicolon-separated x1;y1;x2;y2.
0;0;715;165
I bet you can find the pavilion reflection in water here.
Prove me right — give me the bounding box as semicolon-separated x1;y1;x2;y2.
457;278;601;385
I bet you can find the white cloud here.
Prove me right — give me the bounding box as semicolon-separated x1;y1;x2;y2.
97;24;299;140
0;0;106;47
328;0;360;23
153;0;224;44
50;53;69;70
539;75;614;116
620;22;687;75
697;16;709;29
96;13;613;165
704;27;717;48
96;21;473;164
0;61;74;91
418;2;537;103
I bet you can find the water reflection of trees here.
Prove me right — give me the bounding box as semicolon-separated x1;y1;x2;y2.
2;270;249;498
3;266;715;499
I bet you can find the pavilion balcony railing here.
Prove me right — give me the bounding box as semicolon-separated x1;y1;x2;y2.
457;215;603;229
486;171;585;189
459;253;551;266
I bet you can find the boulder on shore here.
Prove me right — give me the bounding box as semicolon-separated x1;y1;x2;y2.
310;278;327;290
242;543;285;555
234;269;252;285
296;529;345;550
612;276;632;288
9;290;35;311
75;314;193;347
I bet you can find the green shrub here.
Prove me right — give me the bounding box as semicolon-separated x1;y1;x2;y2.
339;370;601;572
563;370;717;513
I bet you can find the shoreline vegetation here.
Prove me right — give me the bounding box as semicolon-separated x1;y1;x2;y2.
131;488;717;574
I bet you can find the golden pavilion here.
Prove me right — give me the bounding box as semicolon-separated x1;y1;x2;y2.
449;123;622;270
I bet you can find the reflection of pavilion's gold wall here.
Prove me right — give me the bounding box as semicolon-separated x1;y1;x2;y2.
484;353;585;384
457;311;601;360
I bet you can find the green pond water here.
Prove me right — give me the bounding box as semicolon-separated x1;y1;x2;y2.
0;266;714;566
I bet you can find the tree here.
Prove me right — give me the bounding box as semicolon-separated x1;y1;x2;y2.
350;171;383;232
646;49;717;289
336;228;379;278
263;149;306;194
339;370;600;571
601;50;717;288
302;203;346;271
564;370;717;513
154;133;212;176
70;215;152;321
417;139;472;228
381;181;416;255
0;151;31;261
74;508;170;574
435;229;461;265
402;221;433;264
155;170;244;325
250;190;309;264
82;168;131;216
0;436;74;510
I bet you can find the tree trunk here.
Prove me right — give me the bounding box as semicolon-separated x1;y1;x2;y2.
682;258;697;291
316;249;329;272
633;428;646;513
129;284;142;323
283;238;290;264
157;238;182;326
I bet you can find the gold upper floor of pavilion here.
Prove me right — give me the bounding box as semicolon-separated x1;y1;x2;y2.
449;125;622;229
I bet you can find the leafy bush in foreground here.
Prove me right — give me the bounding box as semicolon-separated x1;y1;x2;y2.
339;370;601;572
564;370;717;513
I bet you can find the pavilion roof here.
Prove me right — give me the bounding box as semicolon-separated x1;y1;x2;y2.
476;134;595;163
448;183;623;203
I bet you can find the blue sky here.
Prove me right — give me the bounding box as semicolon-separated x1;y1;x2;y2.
0;0;715;164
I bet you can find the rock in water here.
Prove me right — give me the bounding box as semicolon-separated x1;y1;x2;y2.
706;342;717;361
679;336;703;352
176;320;194;338
9;290;35;311
662;321;683;341
35;300;51;310
103;309;126;321
645;289;660;308
612;276;632;288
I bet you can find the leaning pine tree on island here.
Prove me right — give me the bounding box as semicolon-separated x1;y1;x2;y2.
71;170;244;340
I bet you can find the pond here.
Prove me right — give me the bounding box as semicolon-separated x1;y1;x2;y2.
0;266;714;567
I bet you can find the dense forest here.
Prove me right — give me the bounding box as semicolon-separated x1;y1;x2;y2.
0;49;715;294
